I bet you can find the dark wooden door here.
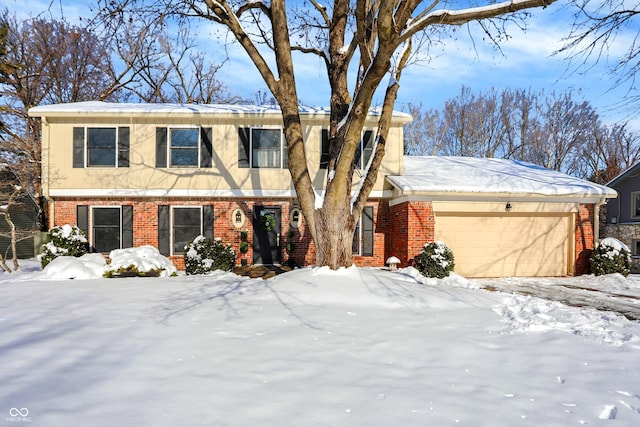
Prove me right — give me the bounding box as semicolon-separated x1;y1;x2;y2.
253;206;282;265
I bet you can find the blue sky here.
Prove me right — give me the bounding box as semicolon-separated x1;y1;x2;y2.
2;0;638;128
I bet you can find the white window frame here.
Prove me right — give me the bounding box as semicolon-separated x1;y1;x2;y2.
170;205;203;255
85;126;120;168
90;205;123;253
249;127;286;169
168;126;201;168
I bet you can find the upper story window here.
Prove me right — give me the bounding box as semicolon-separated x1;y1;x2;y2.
156;127;213;168
238;127;288;169
632;192;640;219
320;129;375;170
73;127;130;168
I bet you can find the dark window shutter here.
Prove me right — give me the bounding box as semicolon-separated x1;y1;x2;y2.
118;127;130;168
282;135;288;169
362;206;374;256
122;205;133;248
203;205;214;240
320;129;329;169
362;130;374;169
158;205;170;256
238;127;250;168
156;127;168;168
73;127;84;168
200;127;213;168
77;205;90;251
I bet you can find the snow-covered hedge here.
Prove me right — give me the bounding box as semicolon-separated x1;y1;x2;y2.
184;236;236;275
590;237;631;277
38;224;88;268
104;245;177;278
415;241;455;279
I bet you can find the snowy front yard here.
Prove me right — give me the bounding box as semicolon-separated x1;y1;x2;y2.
1;262;640;426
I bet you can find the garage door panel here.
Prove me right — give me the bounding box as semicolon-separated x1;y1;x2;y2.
435;214;570;277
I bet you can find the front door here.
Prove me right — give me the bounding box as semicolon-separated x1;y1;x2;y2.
253;206;282;265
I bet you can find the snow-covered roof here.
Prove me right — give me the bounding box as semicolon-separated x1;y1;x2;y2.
388;156;616;201
28;101;412;121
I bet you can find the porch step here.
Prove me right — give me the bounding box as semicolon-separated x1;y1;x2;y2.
233;264;292;279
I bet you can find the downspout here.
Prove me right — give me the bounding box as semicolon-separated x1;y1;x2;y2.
593;197;607;248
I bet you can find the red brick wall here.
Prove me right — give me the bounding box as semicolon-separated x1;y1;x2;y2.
575;203;595;275
388;201;435;267
50;197;391;270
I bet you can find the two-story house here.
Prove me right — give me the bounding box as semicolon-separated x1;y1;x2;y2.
603;163;640;272
29;101;615;277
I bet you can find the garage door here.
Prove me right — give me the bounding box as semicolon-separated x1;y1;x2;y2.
435;213;571;277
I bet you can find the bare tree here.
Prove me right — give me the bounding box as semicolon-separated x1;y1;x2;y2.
561;0;640;111
405;85;639;182
99;0;557;268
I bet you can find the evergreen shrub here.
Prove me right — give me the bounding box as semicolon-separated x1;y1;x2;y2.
38;224;88;268
590;238;631;277
184;235;236;275
415;241;455;279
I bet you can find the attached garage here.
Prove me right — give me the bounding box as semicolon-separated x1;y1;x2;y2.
434;211;571;277
387;156;617;277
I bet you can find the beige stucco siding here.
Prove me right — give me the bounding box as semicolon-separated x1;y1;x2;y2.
432;201;574;277
41;114;404;196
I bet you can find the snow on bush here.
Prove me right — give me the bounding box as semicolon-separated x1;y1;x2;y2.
38;224;88;268
41;253;107;280
104;245;177;277
590;238;631;277
415;241;455;279
184;235;236;275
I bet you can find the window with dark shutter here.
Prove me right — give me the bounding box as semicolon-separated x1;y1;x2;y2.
362;206;374;256
92;207;121;253
352;206;374;256
172;207;202;254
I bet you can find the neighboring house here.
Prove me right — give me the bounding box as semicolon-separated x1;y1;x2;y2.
602;163;640;272
29;102;615;277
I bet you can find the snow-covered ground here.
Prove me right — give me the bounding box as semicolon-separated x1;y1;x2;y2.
1;257;640;426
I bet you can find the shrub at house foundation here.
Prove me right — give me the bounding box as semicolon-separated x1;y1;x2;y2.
184;235;236;275
415;241;455;279
38;224;88;268
590;238;631;277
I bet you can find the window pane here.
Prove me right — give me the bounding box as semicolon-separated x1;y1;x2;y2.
252;128;281;168
171;129;199;147
173;208;201;253
635;241;640;256
87;128;116;166
635;194;640;217
93;207;121;253
171;149;199;167
170;129;199;167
